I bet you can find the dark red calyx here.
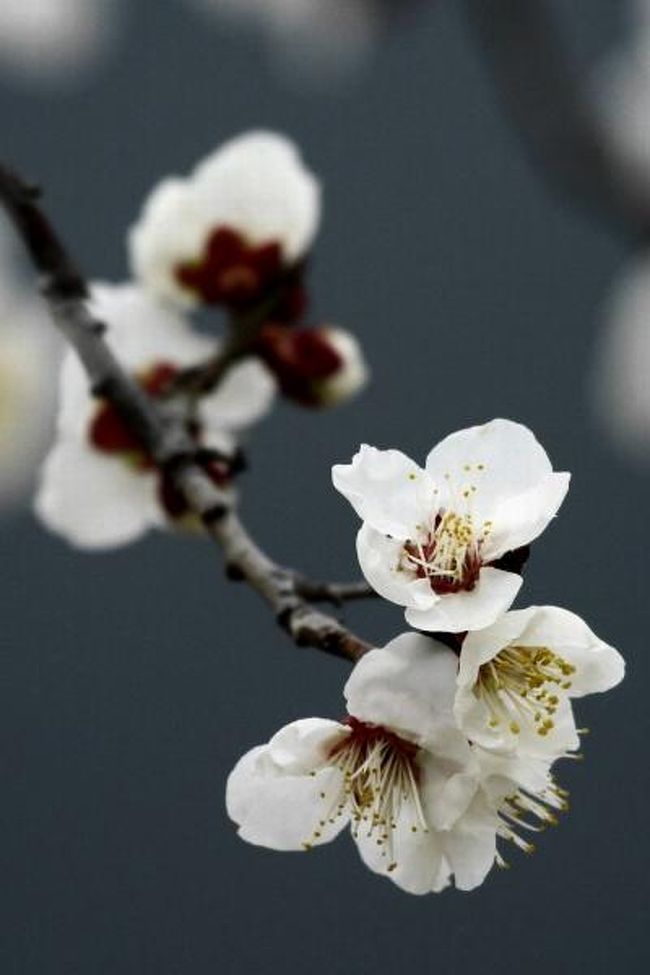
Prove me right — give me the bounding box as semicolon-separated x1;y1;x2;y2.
89;402;142;457
141;361;180;396
332;716;419;763
89;361;180;464
175;227;286;308
256;324;343;406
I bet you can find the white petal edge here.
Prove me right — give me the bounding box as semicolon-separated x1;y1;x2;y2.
333;444;433;538
35;439;163;549
405;566;522;634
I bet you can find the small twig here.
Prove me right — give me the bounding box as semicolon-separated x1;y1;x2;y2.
0;163;372;664
293;578;377;606
167;267;305;398
461;0;650;240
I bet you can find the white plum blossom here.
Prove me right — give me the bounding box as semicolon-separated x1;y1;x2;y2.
453;607;625;760
228;633;492;894
35;282;275;549
332;419;570;633
592;254;650;462
227;631;573;893
129;131;321;309
0;0;117;85
0;233;60;511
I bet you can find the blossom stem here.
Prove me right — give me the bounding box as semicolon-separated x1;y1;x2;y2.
166;268;305;398
0;163;372;663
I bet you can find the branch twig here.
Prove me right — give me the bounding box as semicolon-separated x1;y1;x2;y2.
293;578;376;605
0;163;372;663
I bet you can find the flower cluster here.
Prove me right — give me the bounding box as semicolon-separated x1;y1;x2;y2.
227;419;624;893
35;131;367;549
4;131;624;899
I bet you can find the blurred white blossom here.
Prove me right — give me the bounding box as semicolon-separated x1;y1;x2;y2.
0;232;59;512
192;0;385;83
592;254;650;461
332;419;570;633
592;1;650;200
35;282;275;549
129;131;320;309
0;0;118;85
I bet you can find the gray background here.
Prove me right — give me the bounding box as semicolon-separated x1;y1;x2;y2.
1;1;647;973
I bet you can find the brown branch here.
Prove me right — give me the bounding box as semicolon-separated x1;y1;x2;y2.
0;163;372;663
293;577;376;605
166;266;305;398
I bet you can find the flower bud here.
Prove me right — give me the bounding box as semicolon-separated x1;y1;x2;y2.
257;324;368;407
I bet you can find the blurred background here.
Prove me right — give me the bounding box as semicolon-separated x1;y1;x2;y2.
1;1;647;973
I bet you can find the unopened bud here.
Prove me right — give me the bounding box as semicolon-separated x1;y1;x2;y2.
257;324;368;407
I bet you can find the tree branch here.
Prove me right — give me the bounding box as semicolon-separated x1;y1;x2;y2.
293;577;376;605
461;0;650;239
0;163;372;663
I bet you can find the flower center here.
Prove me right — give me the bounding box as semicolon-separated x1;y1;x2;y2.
303;718;427;872
175;227;284;307
403;510;489;594
476;645;577;738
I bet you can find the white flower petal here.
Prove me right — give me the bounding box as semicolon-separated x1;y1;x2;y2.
354;799;448;895
439;797;498;892
226;744;347;851
267;718;350;773
129;131;320;306
481;472;571;561
90;282;213;370
405;566;522;634
355;524;436;610
515;606;625;698
421;764;481;831
425;419;556;521
193;131;320;261
344;632;465;752
128;180;205;307
35;439;163;549
332;444;432;538
458;610;536;690
199;357;276;444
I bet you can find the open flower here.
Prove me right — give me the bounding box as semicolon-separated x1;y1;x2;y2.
35;282;275;549
129;131;320;310
332;419;570;632
454;607;625;759
228;632;504;894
